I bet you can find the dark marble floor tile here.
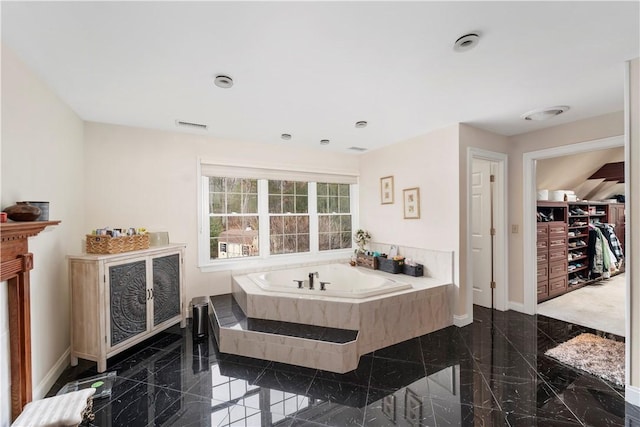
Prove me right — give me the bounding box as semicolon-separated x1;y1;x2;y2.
368;358;427;392
315;355;373;388
268;360;319;377
49;306;634;427
364;383;437;427
214;360;268;385
306;378;369;408
374;337;424;363
625;402;640;424
488;375;581;424
559;385;627;427
434;402;509;427
293;401;365;426
506;412;583;426
254;368;316;396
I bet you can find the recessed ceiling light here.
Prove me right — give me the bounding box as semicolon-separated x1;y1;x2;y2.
214;75;234;88
521;106;570;121
453;33;480;52
355;121;368;128
320;139;330;145
349;147;367;152
281;133;292;140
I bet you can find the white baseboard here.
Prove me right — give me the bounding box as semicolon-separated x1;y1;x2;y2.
33;348;70;400
626;384;640;407
508;301;526;313
453;314;472;327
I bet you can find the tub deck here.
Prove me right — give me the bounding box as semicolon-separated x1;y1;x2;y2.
209;266;453;373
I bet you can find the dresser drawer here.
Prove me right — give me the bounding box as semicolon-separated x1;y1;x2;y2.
549;260;567;279
537;280;549;300
549;236;566;248
548;223;568;236
537;262;548;281
549;275;567;294
537;239;549;250
537;224;548;238
549;246;567;262
537;250;549;264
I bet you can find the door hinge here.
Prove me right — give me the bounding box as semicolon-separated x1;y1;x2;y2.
490;228;496;236
105;335;107;343
490;281;496;289
490;174;495;183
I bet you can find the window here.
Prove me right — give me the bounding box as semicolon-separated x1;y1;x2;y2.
317;183;352;251
200;163;357;265
209;177;259;259
268;180;310;254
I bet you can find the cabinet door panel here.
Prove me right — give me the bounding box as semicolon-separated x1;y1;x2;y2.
153;254;181;326
109;261;147;346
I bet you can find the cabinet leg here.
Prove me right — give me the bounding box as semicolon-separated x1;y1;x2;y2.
70;355;78;367
97;359;106;373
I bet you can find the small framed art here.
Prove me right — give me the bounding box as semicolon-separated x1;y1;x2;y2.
403;187;420;219
380;176;394;204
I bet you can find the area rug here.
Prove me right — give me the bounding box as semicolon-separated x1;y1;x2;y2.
545;333;625;386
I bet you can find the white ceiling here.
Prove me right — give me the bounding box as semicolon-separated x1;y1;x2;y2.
2;1;639;153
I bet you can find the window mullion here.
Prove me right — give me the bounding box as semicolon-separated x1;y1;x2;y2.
258;179;270;258
308;182;318;253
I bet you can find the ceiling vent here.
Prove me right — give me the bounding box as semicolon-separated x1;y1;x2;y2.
521;106;570;121
453;33;480;52
175;120;208;130
349;147;367;152
214;75;234;89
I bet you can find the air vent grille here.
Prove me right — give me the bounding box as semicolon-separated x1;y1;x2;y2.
176;120;208;130
348;147;367;152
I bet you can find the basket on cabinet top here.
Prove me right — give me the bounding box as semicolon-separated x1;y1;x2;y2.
86;234;150;254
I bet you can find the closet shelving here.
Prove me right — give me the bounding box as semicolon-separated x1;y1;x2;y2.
567;202;596;289
537;200;624;303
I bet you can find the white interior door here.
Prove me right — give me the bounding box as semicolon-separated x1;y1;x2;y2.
472;158;494;308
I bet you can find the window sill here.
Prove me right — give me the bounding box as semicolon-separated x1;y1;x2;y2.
198;249;354;273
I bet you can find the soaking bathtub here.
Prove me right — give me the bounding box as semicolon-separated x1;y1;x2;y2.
247;263;412;298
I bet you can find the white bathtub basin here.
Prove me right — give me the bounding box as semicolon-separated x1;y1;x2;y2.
247;263;412;299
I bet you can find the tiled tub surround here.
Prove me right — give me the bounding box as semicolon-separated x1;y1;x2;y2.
212;261;452;373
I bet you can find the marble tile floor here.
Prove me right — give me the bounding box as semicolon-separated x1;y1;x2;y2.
47;306;640;426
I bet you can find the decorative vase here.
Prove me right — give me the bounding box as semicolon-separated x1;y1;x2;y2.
3;202;41;222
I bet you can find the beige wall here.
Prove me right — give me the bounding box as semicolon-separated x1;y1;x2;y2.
358;125;462;312
83;122;360;305
507;111;624;304
628;58;639;391
1;44;85;418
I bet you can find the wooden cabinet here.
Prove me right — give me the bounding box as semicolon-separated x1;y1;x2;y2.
69;244;186;372
537;202;568;302
607;203;626;252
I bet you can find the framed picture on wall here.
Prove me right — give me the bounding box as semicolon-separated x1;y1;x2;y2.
380;176;394;204
403;187;420;219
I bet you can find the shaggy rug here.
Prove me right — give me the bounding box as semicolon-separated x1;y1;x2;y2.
545;333;625;386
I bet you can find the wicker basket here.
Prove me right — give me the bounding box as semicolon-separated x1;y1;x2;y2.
86;234;150;254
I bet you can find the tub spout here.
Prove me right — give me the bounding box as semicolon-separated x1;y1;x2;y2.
308;272;319;289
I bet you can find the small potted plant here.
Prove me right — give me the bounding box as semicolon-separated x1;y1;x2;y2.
353;229;371;254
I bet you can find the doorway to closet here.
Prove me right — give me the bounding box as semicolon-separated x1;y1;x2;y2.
534;145;626;337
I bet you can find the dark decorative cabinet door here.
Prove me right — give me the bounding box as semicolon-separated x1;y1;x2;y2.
109;260;148;346
152;254;181;327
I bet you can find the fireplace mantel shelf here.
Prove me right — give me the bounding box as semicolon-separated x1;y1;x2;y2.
1;220;60;421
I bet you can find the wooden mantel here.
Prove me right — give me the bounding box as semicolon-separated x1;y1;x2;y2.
0;220;60;420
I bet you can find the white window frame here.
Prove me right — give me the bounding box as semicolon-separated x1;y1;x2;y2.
197;161;359;272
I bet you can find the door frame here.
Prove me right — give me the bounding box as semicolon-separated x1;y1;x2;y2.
522;135;624;314
467;148;508;315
